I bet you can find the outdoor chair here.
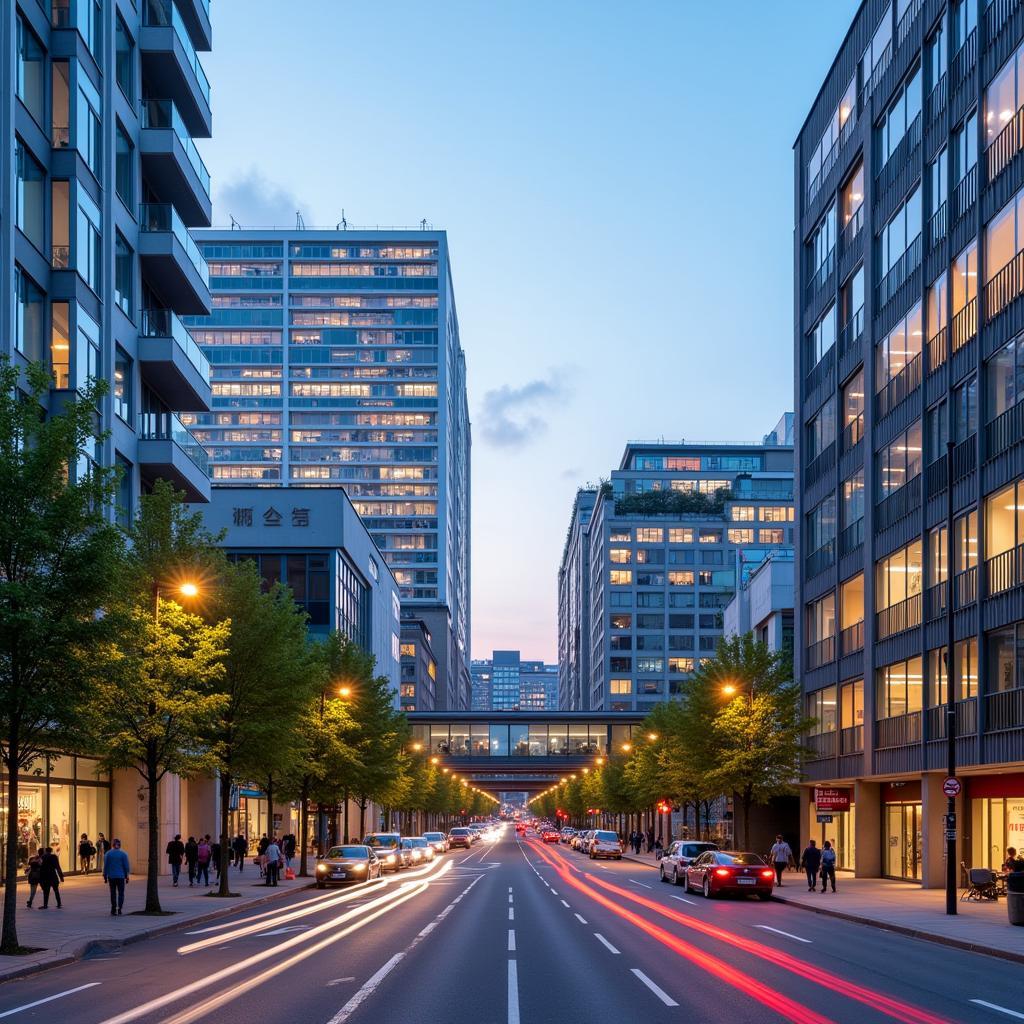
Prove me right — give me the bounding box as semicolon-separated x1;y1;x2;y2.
961;867;999;901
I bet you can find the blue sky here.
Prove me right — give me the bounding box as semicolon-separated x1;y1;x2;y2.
200;0;859;662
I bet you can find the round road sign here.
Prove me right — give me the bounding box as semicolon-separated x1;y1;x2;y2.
942;776;961;798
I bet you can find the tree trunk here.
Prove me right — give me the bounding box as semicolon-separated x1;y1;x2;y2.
217;772;232;896
343;788;349;843
298;778;310;877
145;745;162;913
266;774;274;838
740;787;753;851
358;797;367;840
1;740;21;953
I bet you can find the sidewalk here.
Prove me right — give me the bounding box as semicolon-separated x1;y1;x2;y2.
0;865;309;982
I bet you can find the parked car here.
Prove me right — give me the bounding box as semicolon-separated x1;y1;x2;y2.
559;828;577;844
467;825;483;843
315;845;382;888
402;837;435;863
588;830;623;860
423;831;448;854
448;827;473;849
684;851;775;900
361;833;405;872
541;828;560;843
659;841;720;885
573;830;594;852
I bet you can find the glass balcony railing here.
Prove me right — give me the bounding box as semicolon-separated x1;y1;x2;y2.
142;0;211;105
139;203;210;287
139;410;209;474
140;308;210;381
141;99;211;195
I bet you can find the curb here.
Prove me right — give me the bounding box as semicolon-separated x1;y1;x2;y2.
0;880;313;985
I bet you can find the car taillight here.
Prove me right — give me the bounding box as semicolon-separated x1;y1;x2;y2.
761;869;775;879
713;867;732;877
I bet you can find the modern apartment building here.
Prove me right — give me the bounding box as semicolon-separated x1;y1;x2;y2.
558;487;597;711
184;228;472;709
795;0;1024;885
470;651;559;711
584;434;794;713
723;548;796;653
400;615;438;712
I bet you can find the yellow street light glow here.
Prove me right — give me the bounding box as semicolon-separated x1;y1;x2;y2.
431;756;439;765
338;685;352;698
179;582;199;598
412;742;423;752
648;733;659;741
621;742;632;752
722;683;738;696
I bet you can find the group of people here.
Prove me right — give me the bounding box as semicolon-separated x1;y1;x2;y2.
26;837;131;915
164;834;221;887
768;835;838;892
77;832;108;874
627;828;663;856
165;832;298;887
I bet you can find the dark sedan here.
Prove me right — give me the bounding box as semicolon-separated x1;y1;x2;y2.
684;851;775;900
315;845;382;888
659;841;720;885
362;833;405;872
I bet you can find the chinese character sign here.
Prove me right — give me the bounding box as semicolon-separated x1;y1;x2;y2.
233;507;253;527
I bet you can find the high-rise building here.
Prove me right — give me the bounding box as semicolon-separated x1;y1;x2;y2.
185;228;471;708
519;659;559;711
4;0;214;514
795;0;1024;884
558;487;597;711
400;615;438;712
582;432;794;713
470;659;493;712
723;548;795;654
470;651;559;711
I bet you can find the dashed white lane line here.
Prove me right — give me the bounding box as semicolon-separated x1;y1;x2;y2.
550;888;559;895
753;924;811;944
508;906;515;921
594;933;620;955
508;960;521;1024
507;929;516;951
631;969;679;1007
574;913;588;924
0;984;101;1019
969;1000;1024;1020
628;879;653;889
508;893;514;903
560;899;570;908
669;894;697;906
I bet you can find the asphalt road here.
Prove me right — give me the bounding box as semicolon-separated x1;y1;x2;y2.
0;827;1021;1023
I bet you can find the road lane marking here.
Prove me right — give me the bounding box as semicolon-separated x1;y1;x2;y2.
970;1000;1024;1020
508;960;520;1024
631;969;679;1007
326;978;356;986
628;879;653;889
670;895;697;906
508;929;516;951
508;893;513;903
560;899;570;908
0;984;101;1019
327;954;404;1024
574;913;588;924
754;925;811;944
508;886;512;892
417;921;437;938
594;933;620;954
255;925;309;936
508;907;515;920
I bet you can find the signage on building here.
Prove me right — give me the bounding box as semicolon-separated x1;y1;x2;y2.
942;776;961;798
1008;801;1024;839
232;506;312;529
813;787;850;812
816;814;834;824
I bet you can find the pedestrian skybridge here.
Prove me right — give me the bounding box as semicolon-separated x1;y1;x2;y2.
406;712;646;794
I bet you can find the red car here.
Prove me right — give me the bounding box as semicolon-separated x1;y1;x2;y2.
541;829;560;843
684;850;775;900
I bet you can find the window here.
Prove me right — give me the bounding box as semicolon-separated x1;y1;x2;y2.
926;398;948;461
76;188;102;294
115;455;132;529
51;301;70;388
806;592;836;644
731;506;755;521
669;658;694;674
637;658;664;674
929;146;947;219
609;679;632;695
842;368;865;446
951;0;976;52
15;140;45;252
115;16;134;101
926;19;946;92
877;66;922;168
807;495;837;553
636;593;663;608
114;350;131;422
929;639;978;704
609;613;632;629
699;529;721;544
667;571;694;587
986;624;1024;691
76;0;102;63
808;204;836;280
727;529;754;544
876;539;923;610
985;42;1024;152
759;528;785;544
76;74;102;178
610;636;632;650
987;336;1024;419
806;397;836;460
927;271;948;344
808;305;836;366
953;111;978;184
609;570;632;586
876;301;922;388
842;469;865;529
985;481;1024;562
14;267;44;362
636;528;663;543
877;656;924;718
861;6;893;84
760;506;794;522
637;572;664;586
16;16;45;126
841;573;865;630
807;80;855;190
985;186;1024;293
115;125;133;209
952;240;978;323
876;421;922;497
843;161;864;229
841;679;865;729
75;308;100;389
841;265;865;336
610;529;631;542
609;548;631;564
115;235;133;317
635;548;663;564
878;185;922;280
952;376;977;440
668;528;693;544
807;687;837;733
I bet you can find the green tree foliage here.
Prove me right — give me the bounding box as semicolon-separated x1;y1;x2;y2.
0;362;125;952
613;488;732;516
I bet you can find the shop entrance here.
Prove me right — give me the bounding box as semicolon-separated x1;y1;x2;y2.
884;802;922;880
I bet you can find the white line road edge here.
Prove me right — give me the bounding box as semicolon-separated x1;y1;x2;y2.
753;925;811;944
669;895;697;906
594;933;620;954
970;1000;1024;1021
0;983;101;1019
628;879;653;889
631;969;679;1007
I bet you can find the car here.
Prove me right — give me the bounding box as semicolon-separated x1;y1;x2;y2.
448;827;473;849
684;850;775;900
541;828;560;843
573;829;594;852
515;823;527;835
589;830;623;860
402;837;435;864
423;831;448;854
315;845;382;888
467;825;483;843
659;841;721;885
361;833;405;872
559;828;577;844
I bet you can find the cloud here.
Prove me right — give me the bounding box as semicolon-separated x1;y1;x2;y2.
560;467;581;480
478;371;571;449
214;169;308;228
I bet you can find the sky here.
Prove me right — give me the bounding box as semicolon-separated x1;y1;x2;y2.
200;0;860;663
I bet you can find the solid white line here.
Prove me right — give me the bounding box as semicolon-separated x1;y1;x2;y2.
628;879;653;889
560;899;570;908
0;984;101;1019
669;894;697;906
508;907;514;920
507;929;516;951
631;969;679;1007
508;960;520;1024
594;933;620;954
754;924;811;944
970;1000;1024;1020
327;954;404;1024
574;913;588;924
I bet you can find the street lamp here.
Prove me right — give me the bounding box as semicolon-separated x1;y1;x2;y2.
412;742;423;752
153;579;200;623
621;742;632;753
648;732;659;742
338;685;353;699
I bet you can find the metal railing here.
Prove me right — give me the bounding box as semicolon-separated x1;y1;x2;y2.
876;710;922;748
952;164;977;222
805;540;836;579
987;105;1024;184
986;545;1023;595
51;124;69;148
141;98;211;194
951;29;977;92
875;473;921;530
925;73;947;123
877;113;922;189
876;592;921;640
805;636;836;671
986;688;1024;731
927;201;947;250
806;731;837;759
955;566;977;607
896;0;923;47
839;516;864;555
953;434;975;480
805;441;836;486
805;345;835;398
925;580;947;619
139;203;210;285
840;724;864;754
986;400;1024;458
928;698;977;739
986;0;1021;42
142;0;211;104
138;410;209;474
839;306;864;358
806;248;835;304
841;204;864;251
985;249;1024;322
840;619;864;655
876;352;921;419
877;234;922;309
926;456;947;496
841;411;864;452
951;296;977;351
927;325;947;373
140;308;210;380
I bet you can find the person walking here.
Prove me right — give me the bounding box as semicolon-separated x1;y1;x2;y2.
184;836;199;887
39;846;63;908
232;833;247;870
282;833;296;868
768;834;793;886
95;833;109;875
211;837;221;881
25;851;42;908
264;836;282;887
820;840;837;893
166;834;185;887
646;828;655;854
196;835;212;887
800;839;822;891
103;838;130;916
78;833;96;874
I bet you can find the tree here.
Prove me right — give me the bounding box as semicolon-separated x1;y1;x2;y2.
206;560;317;896
91;483;229;912
0;362;125;953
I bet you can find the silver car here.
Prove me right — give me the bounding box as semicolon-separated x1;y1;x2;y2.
589;830;623;860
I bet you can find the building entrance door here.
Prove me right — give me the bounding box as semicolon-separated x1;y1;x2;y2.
884;802;922;880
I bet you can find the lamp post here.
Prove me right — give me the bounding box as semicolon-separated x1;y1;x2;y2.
152;579;200;624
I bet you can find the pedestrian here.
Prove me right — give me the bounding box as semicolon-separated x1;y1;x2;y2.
800;839;822;891
184;836;198;887
258;833;270;856
232;833;247;870
166;833;185;887
39;846;63;908
283;833;296;868
768;834;793;886
196;835;212;887
78;833;95;874
646;828;655;853
820;840;837;893
25;851;42;908
95;833;109;874
654;837;664;859
211;837;221;880
264;836;282;887
103;838;130;916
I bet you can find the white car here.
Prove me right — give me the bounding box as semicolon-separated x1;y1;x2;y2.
589;830;623;860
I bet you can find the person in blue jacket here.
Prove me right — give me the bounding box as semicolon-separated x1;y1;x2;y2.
103;838;131;916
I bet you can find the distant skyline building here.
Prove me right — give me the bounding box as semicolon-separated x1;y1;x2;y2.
470;651;559;711
558;488;597;711
184;228;471;709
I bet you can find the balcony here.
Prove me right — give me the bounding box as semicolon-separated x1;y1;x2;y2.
140;0;212;138
927;202;947;251
841;205;863;252
925;580;947;620
875;474;920;531
839;619;864;655
138;203;210;314
876;234;922;309
805;731;837;760
138;309;211;411
927;698;977;739
140;99;212;226
875;352;921;419
955;566;977;607
876;592;921;640
805;636;835;671
806;248;835;307
839;517;864;556
985;250;1024;324
840;412;863;453
951;297;977;351
137;410;210;502
840;724;863;754
805;540;835;579
987;401;1024;460
986;688;1024;732
951;29;977;94
926;325;947;373
876;711;922;748
986;544;1024;595
986;105;1024;186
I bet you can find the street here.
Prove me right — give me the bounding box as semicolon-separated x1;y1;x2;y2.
0;827;1019;1023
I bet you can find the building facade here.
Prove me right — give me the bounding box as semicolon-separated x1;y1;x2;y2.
400;615;438;712
795;0;1024;885
470;659;493;712
558;487;597;711
184;228;471;709
584;436;794;713
470;651;559;712
723;548;796;653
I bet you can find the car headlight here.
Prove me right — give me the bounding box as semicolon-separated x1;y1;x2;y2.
386;854;396;863
316;864;328;873
352;863;366;872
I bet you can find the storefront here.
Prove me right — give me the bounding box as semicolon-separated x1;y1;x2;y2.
882;781;922;881
808;787;856;871
0;756;111;878
230;790;268;852
968;774;1024;871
